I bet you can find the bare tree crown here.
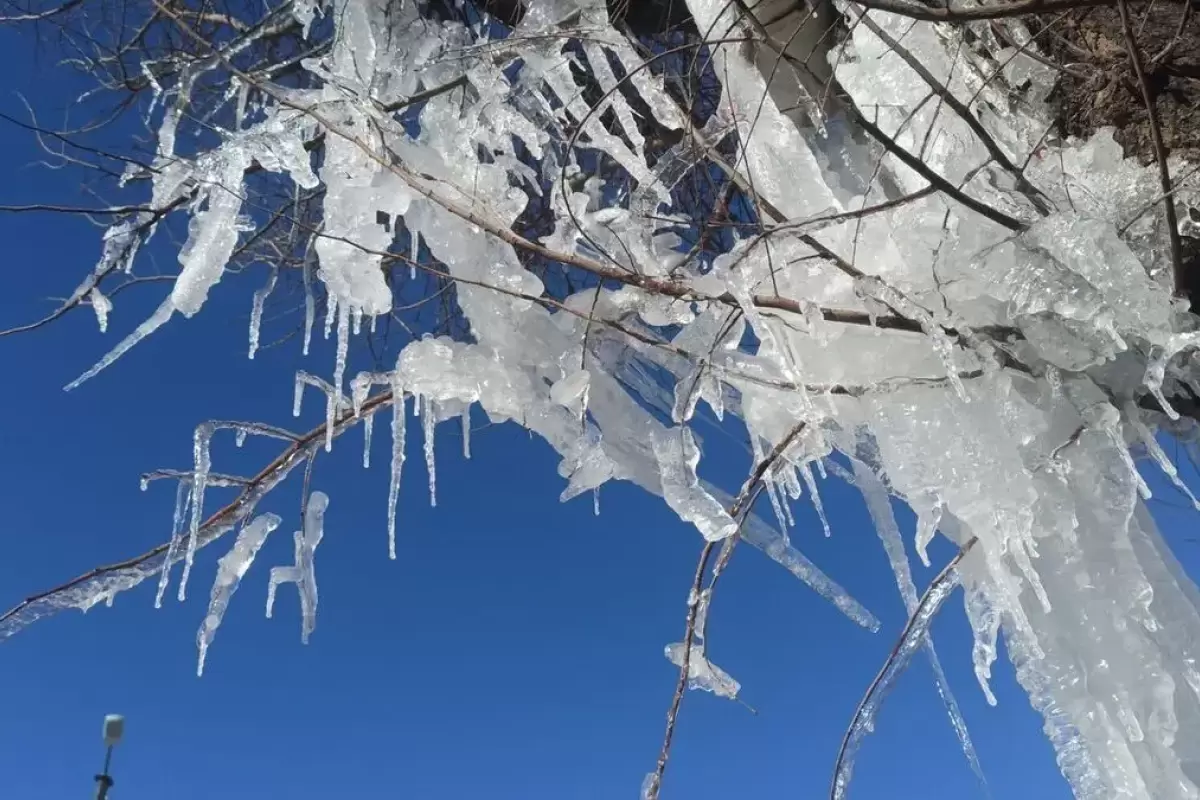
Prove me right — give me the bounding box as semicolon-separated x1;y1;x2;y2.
3;0;1200;797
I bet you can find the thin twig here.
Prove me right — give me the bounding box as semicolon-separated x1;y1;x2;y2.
852;8;1051;215
644;540;717;800
852;0;1183;23
1116;0;1185;295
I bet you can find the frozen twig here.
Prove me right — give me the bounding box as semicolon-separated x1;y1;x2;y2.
1115;0;1185;296
830;537;978;800
645;420;810;800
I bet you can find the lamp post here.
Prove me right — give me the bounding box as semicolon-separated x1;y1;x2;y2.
94;715;123;800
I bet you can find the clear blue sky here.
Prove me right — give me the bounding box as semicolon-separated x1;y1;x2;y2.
3;20;1200;800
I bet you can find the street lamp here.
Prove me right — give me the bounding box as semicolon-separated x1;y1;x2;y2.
94;714;123;800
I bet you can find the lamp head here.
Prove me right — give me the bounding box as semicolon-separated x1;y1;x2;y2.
102;715;124;747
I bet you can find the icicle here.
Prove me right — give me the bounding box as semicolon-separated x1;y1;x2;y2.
351;378;369;418
324;294;337;340
424;396;437;508
913;492;944;568
234;79;248;130
672;366;706;424
197;513;279;676
461;407;471;459
387;380;405;560
764;470;790;532
328;304;350;452
235;428;247;448
704;482;878;629
302;254;315;356
248;266;277;360
963;584;1000;706
180;423;215;602
1109;427;1152;501
1086;401;1153;500
664;642;740;699
90;288;112;333
265;492;328;645
155;481;191;609
352;307;363;336
800;461;832;538
1144;347;1179;421
363;415;374;468
1125;402;1200;509
139;477;149;492
781;463;803;500
65;298;174;391
409;231;418;280
593;487;600;516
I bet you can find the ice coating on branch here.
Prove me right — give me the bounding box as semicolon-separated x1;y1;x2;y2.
197;513;279;676
653;428;738;542
266;492;328;645
66;112;321;389
664;642;740;699
832;562;965;800
851;458;986;789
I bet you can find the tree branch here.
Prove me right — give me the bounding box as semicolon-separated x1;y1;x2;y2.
1115;0;1185;296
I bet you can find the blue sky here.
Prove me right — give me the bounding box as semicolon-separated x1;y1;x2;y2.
2;18;1200;800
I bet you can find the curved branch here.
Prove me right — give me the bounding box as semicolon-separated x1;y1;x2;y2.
830;537;978;800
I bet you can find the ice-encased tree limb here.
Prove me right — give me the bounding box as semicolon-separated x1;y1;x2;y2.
5;0;1200;797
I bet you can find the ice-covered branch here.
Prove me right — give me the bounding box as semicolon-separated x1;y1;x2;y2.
6;0;1200;796
830;539;978;800
0;390;396;639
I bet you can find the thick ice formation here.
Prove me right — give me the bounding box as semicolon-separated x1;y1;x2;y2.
30;0;1200;796
664;642;740;699
197;513;280;676
266;491;329;645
